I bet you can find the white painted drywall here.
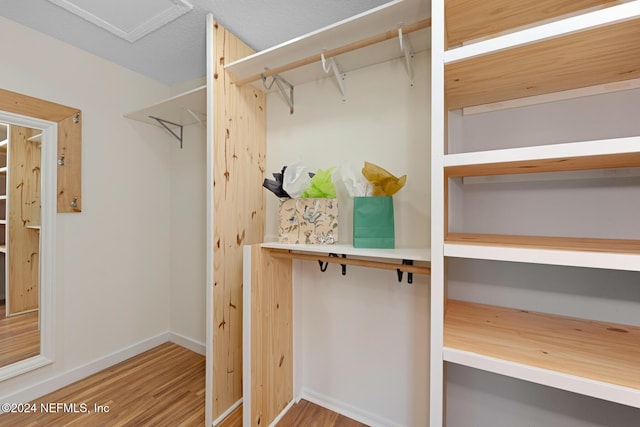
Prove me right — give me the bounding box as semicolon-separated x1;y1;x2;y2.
0;16;173;394
266;51;430;426
169;122;206;347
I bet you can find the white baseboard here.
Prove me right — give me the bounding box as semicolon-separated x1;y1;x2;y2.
299;388;403;427
168;331;205;356
1;332;171;405
213;398;242;426
267;399;295;427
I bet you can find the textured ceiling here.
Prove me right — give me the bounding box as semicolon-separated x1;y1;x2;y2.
0;0;401;85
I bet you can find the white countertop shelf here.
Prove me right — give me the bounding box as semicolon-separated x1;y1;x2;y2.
261;242;431;262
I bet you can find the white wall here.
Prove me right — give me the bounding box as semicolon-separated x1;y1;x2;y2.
0;16;174;395
445;89;640;425
267;51;430;426
169;122;206;347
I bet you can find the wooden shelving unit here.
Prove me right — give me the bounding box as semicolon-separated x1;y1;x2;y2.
445;2;640;109
431;0;640;424
444;300;640;407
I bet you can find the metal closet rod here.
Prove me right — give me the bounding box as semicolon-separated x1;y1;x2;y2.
233;18;432;87
268;249;432;276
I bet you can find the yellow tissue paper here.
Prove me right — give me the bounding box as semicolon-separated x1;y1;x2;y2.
361;161;407;196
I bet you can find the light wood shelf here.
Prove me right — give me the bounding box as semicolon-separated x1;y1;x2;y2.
445;233;640;271
0;139;7;152
445;0;618;48
444;136;640;172
446;233;640;254
444;299;640;407
0;245;5;254
0;167;6;174
445;10;640;109
224;0;430;90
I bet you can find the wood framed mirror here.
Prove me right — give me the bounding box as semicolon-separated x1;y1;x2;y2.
0;88;81;380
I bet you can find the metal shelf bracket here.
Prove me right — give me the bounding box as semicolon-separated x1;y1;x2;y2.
149;115;183;148
321;53;347;101
398;26;415;84
262;72;294;114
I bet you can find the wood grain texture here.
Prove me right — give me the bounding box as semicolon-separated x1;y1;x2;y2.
7;126;40;315
445;0;617;47
217;402;243;427
276;400;367;427
445;299;640;389
0;89;81;213
445;152;640;177
0;301;39;367
212;23;267;419
0;342;204;426
57;113;82;212
0;88;77;123
445;17;640;109
446;233;640;254
250;245;293;427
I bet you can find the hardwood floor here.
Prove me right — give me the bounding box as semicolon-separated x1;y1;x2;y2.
0;301;40;367
0;340;367;427
0;342;205;427
276;400;368;427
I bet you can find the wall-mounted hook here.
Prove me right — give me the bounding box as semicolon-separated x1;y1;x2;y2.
57;152;65;166
321;52;346;100
327;253;347;275
318;259;329;272
70;196;78;209
261;71;294;114
397;259;414;284
73;112;81;124
398;25;414;83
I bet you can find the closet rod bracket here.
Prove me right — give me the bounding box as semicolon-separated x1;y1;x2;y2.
398;26;415;84
149;116;183;148
397;259;414;284
262;72;294;114
321;53;347;101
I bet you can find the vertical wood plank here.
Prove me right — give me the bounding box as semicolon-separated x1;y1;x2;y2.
0;89;81;213
212;23;267;419
57;113;82;212
8;125;40;314
251;246;293;427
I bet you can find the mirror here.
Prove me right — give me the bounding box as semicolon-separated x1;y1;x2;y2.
0;111;56;381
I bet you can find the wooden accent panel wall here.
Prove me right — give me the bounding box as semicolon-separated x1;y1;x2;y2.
212;24;267;418
250;245;293;427
0;88;81;213
8;125;41;314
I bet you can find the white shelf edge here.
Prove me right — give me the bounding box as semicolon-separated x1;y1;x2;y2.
27;133;42;143
444;2;640;64
444;136;640;168
462;77;640;115
123;85;206;128
444;348;640;409
224;0;429;81
261;242;431;262
444;243;640;272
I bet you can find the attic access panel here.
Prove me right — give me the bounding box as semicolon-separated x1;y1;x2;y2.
48;0;193;42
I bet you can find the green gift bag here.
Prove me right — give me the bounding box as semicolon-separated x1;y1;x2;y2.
353;196;395;248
